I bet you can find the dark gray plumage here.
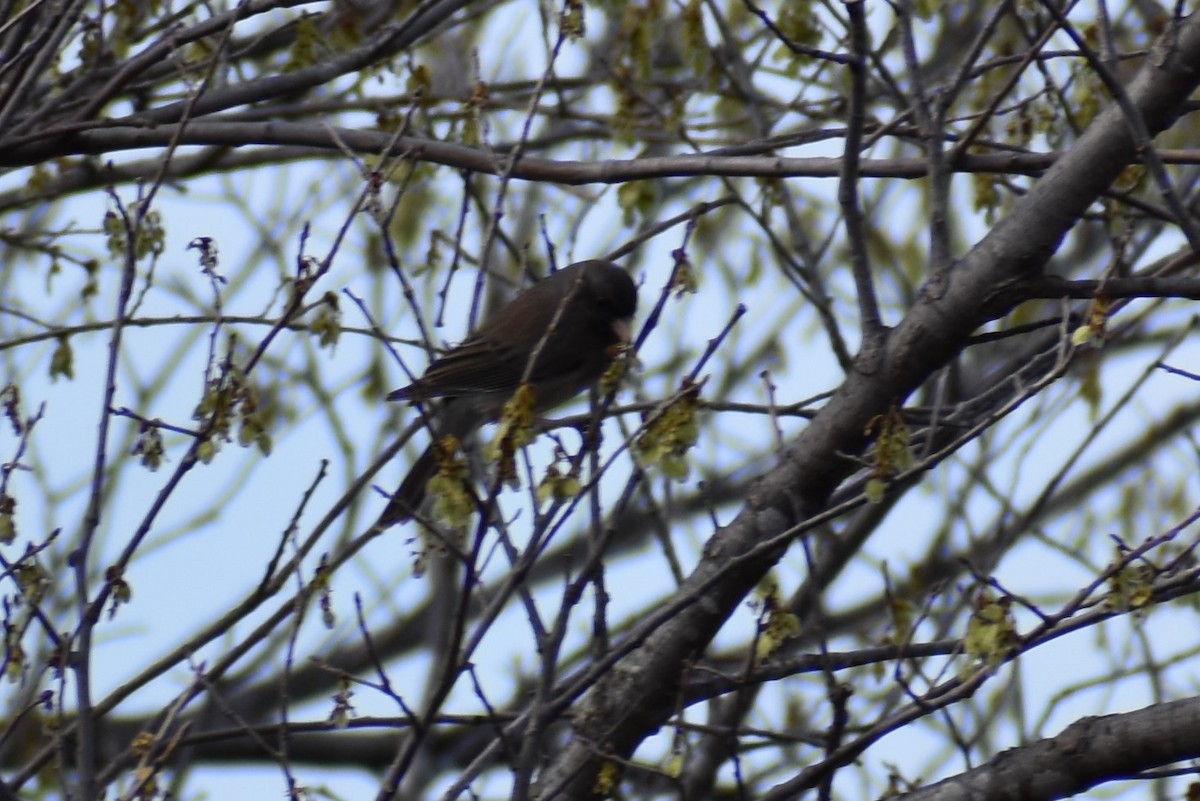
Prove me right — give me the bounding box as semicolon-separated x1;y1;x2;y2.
381;260;637;526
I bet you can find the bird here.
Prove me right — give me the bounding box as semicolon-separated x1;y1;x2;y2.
380;259;638;527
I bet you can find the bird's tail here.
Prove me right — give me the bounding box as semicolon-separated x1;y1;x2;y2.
378;444;439;526
378;400;482;528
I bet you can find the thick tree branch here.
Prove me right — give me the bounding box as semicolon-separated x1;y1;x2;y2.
898;695;1200;801
0;122;1061;176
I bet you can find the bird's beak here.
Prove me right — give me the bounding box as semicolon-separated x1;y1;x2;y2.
612;317;633;344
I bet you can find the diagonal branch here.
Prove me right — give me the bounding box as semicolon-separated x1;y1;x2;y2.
897;695;1200;801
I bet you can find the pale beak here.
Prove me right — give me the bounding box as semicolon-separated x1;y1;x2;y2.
612;317;633;344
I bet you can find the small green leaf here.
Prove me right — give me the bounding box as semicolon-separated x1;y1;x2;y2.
49;336;73;381
561;0;585;38
963;591;1017;671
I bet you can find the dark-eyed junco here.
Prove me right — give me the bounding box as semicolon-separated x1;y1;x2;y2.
380;260;638;526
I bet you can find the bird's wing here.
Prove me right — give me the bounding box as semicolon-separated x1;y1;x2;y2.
390;330;591;402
